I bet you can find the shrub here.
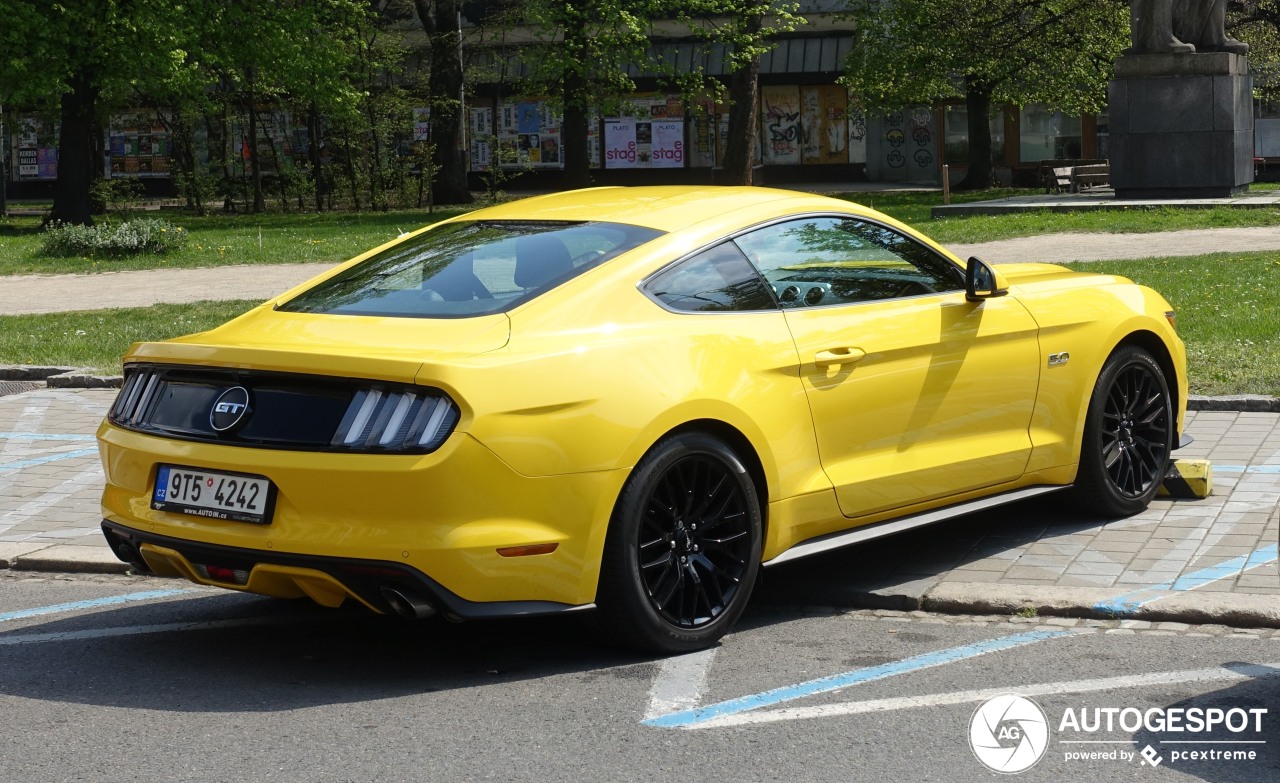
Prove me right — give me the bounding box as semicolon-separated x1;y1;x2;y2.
41;218;189;258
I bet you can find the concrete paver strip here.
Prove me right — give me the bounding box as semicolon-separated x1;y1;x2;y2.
948;226;1280;265
0;262;335;315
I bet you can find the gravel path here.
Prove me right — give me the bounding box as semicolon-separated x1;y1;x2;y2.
4;226;1280;315
948;226;1280;265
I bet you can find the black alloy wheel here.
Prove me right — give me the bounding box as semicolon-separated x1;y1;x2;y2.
595;432;762;653
639;453;753;628
1073;346;1173;517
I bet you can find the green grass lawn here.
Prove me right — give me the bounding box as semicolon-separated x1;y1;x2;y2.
0;300;259;372
2;253;1274;395
0;208;471;275
4;185;1280;274
848;186;1280;244
1064;252;1280;397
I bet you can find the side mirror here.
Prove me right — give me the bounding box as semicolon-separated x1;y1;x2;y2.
965;256;1009;302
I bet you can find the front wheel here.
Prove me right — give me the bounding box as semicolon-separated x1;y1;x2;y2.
1072;345;1174;517
595;432;762;654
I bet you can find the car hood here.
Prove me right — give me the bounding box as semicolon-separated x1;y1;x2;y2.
998;262;1131;290
125;306;512;384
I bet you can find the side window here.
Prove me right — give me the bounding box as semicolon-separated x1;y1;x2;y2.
645;242;777;312
732;217;963;309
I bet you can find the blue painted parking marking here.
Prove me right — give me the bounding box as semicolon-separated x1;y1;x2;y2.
0;589;195;624
0;447;98;472
1095;543;1279;615
0;433;96;442
1215;465;1280;475
643;629;1074;729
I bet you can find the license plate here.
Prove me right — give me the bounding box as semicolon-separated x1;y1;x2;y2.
152;465;275;525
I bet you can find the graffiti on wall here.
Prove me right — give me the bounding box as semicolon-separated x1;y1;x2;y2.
761;85;801;165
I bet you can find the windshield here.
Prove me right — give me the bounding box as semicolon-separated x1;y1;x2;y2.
279;220;664;318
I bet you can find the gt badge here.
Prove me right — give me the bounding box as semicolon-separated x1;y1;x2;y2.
210;386;252;432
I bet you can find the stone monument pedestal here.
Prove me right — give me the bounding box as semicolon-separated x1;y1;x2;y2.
1108;52;1253;199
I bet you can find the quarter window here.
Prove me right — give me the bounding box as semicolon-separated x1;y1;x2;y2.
733;217;963;308
645;242;777;312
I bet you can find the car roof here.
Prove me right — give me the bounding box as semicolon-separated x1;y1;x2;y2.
456;186;871;233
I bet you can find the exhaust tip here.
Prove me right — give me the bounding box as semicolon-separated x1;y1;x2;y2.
108;537;151;573
380;585;437;620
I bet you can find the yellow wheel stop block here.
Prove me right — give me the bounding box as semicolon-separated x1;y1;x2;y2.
1158;459;1213;499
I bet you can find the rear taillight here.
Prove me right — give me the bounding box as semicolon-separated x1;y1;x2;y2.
331;387;459;452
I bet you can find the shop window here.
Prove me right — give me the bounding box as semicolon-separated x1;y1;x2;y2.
942;106;1005;165
1020;106;1082;161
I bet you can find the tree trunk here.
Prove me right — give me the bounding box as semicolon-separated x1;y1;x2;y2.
308;103;325;212
48;71;100;226
562;76;591;189
722;17;763;186
956;79;994;191
414;0;473;205
246;78;265;213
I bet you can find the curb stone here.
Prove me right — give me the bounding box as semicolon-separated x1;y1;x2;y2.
0;365;77;381
0;366;122;389
1187;394;1280;413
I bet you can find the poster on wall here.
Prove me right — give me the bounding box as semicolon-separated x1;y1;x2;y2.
603;120;638;168
469;106;493;170
107;111;173;178
15;117;57;180
800;86;851;165
489;99;563;169
761;85;801;165
651;121;684;167
603;95;685;170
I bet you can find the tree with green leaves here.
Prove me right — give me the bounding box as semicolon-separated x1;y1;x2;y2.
0;0;192;225
1229;1;1280;104
675;1;802;186
844;0;1128;189
469;1;664;189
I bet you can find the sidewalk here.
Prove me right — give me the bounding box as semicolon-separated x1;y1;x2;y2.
6;226;1280;315
0;388;1276;627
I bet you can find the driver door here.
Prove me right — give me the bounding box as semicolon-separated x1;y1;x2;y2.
734;216;1041;521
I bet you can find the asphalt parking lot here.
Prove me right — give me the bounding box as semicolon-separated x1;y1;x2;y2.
1;572;1276;782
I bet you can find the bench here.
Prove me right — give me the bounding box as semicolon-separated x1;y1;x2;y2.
1039;159;1108;193
1070;163;1110;191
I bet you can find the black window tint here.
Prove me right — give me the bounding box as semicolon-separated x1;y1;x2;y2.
734;217;963;308
646;242;777;312
279;221;663;319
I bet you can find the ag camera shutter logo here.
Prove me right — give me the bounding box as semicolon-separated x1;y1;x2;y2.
970;694;1050;774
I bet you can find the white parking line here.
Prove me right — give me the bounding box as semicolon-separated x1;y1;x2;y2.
690;662;1280;730
644;647;718;721
0;615;314;647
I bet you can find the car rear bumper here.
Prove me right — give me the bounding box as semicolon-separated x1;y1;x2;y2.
101;521;594;620
98;422;628;610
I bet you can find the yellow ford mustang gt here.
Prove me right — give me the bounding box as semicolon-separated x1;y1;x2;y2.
98;186;1187;652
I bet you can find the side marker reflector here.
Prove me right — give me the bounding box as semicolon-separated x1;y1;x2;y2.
497;543;559;558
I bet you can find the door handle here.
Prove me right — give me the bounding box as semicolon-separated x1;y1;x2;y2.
814;347;866;367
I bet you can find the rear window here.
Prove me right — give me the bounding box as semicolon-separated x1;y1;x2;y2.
279;221;663;318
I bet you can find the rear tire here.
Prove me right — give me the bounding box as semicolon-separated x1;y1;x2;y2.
1072;345;1173;517
594;432;762;654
